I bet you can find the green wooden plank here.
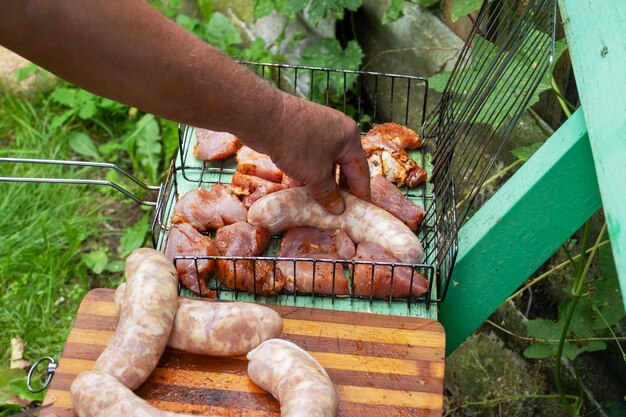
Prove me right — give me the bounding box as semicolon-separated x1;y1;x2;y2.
559;0;626;311
439;109;601;355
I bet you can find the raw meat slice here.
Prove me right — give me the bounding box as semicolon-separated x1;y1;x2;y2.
370;175;425;231
171;185;247;231
193;128;241;161
236;146;283;183
214;222;283;295
277;227;353;295
362;122;422;150
352;241;429;298
164;223;220;297
214;221;270;257
231;172;287;209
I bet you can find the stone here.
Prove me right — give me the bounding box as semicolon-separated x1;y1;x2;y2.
354;1;464;129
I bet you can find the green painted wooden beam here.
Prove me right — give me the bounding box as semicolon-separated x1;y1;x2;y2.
559;0;626;311
439;109;601;355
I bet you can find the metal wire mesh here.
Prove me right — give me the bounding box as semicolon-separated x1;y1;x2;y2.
422;0;558;300
151;63;444;310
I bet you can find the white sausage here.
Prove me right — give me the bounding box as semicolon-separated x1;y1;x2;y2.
248;187;424;263
247;339;338;417
71;371;212;417
115;283;284;356
94;248;178;390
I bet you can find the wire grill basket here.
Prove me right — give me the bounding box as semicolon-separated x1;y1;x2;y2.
1;0;558;314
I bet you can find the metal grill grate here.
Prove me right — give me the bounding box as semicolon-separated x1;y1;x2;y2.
422;0;558;300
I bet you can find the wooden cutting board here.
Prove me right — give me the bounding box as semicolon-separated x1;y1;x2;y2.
42;288;445;416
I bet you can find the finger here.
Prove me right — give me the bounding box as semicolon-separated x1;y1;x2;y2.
308;177;346;215
337;141;371;202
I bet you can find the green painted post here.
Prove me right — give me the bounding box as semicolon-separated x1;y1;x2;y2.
439;110;602;355
559;0;626;311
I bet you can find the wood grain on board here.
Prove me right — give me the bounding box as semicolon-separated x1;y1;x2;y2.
42;288;445;416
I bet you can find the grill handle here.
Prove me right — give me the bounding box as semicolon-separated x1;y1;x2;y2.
0;157;162;206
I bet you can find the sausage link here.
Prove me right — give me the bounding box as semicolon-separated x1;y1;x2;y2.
247;339;338;417
71;371;211;417
94;248;178;389
115;283;283;356
248;187;423;263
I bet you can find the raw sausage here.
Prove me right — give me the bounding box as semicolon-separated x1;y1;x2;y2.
248;187;424;263
71;371;209;417
114;283;284;356
94;248;178;390
247;339;338;417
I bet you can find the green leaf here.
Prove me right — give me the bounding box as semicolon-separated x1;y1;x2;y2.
14;63;41;82
523;342;556;359
160;119;179;171
50;87;78;107
427;71;451;93
254;0;275;19
415;0;440;7
78;100;98;120
104;261;125;273
536;38;569;94
206;12;242;52
98;141;125;158
69;132;101;160
510;142;543;162
429;30;557;128
0;402;24;416
300;38;363;103
306;0;362;25
120;215;149;257
82;250;109;274
131;114;162;184
383;0;405;24
0;369;25;402
239;38;275;62
451;0;485;22
8;378;44;402
524;340;606;360
590;247;625;329
176;14;200;32
197;0;214;20
50;109;76;131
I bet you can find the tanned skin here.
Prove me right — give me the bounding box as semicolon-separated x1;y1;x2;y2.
0;0;370;213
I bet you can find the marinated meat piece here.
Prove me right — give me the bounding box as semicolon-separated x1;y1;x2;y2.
277;227;354;295
362;122;422;150
214;222;283;295
352;241;429;298
215;221;270;257
236;146;283;183
171;185;247;231
231;172;287;209
164;223;219;297
370;175;425;231
362;123;427;187
193;128;241;161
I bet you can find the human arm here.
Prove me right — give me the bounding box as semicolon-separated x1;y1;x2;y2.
0;0;370;212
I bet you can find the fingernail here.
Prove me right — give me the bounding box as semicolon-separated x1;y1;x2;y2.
325;196;345;215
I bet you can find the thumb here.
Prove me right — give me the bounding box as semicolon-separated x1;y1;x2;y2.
308;176;345;215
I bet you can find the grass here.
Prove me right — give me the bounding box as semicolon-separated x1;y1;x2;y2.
0;84;138;365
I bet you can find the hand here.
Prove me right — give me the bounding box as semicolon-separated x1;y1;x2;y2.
251;93;371;215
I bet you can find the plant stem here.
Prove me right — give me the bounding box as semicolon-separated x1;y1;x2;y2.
506;240;610;302
486;319;626;343
551;75;575;117
592;303;626;363
456;160;523;209
465;393;580;407
554;221;606;416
